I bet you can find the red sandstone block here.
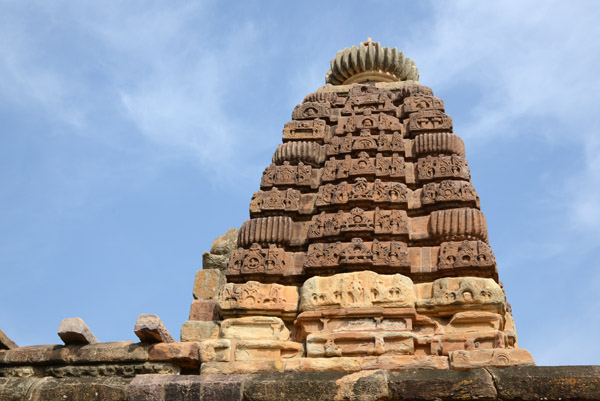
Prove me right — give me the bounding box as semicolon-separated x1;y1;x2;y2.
189;300;219;321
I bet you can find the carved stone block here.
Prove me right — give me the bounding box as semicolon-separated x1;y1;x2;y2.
303;91;339;105
414;132;465;157
218;282;299;320
301;271;415;311
292;102;331;120
342;85;396;115
335;113;402;135
439;330;508;355
220;317;290;341
227;244;289;278
321;154;406;183
407;110;453;135
306;331;415;357
428;208;488;242
438;241;496;270
250;188;300;215
282;119;327;142
273;141;324;166
415;277;504;315
308;208;408;240
235;340;303;361
449;348;535;369
416;155;470;182
396;84;435;102
445;311;503;333
295;308;416;339
421;180;478;206
400;95;445;118
238;216;293;248
261;162;313;188
316;179;408;208
305;239;410;271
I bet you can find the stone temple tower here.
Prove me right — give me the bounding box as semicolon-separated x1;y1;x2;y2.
4;40;600;401
186;38;535;373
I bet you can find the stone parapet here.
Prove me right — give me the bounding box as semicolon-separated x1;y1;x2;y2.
2;366;598;401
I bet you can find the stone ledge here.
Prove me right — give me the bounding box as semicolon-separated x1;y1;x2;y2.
1;366;598;400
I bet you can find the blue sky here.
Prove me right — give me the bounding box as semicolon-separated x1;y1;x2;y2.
1;0;599;366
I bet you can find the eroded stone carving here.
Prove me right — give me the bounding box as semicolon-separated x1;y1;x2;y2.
321;154;407;183
417;155;470;182
301;271;414;311
415;277;504;315
407;110;453;136
292;102;332;120
218;282;299;320
250;188;300;214
227;244;288;277
400;95;444;118
438;241;496;270
341;85;396;115
261;162;313;188
421;180;478;206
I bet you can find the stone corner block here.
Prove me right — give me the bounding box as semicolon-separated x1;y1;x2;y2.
134;314;175;343
58;317;99;345
193;269;226;300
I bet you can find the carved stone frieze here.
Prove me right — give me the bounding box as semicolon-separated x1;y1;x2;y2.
227;244;288;277
449;348;535;369
321;153;406;183
327;132;405;156
295;308;417;340
421;180;478;206
428;208;488;242
250;188;300;215
45;362;179;378
218;281;300;320
438;241;496;270
301;271;415;311
399;95;444;118
415;277;505;315
341;85;396;115
304;239;410;271
306;331;415;357
407;110;453;136
308;208;408;239
292;102;332;120
395;84;434;103
282;119;328;142
416;155;470;182
336;113;402;135
238;216;293;248
261;161;314;188
414;132;465;157
303;91;339;105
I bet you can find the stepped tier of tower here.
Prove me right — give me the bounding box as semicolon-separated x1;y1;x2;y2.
181;40;534;374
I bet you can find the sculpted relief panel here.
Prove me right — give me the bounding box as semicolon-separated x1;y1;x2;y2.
321;153;406;183
300;271;415;311
305;238;410;271
316;178;408;208
308;208;409;240
218;281;299;320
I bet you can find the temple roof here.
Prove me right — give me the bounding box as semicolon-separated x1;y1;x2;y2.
325;38;419;85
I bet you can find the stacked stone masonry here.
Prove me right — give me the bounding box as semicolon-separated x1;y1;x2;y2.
182;61;534;373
